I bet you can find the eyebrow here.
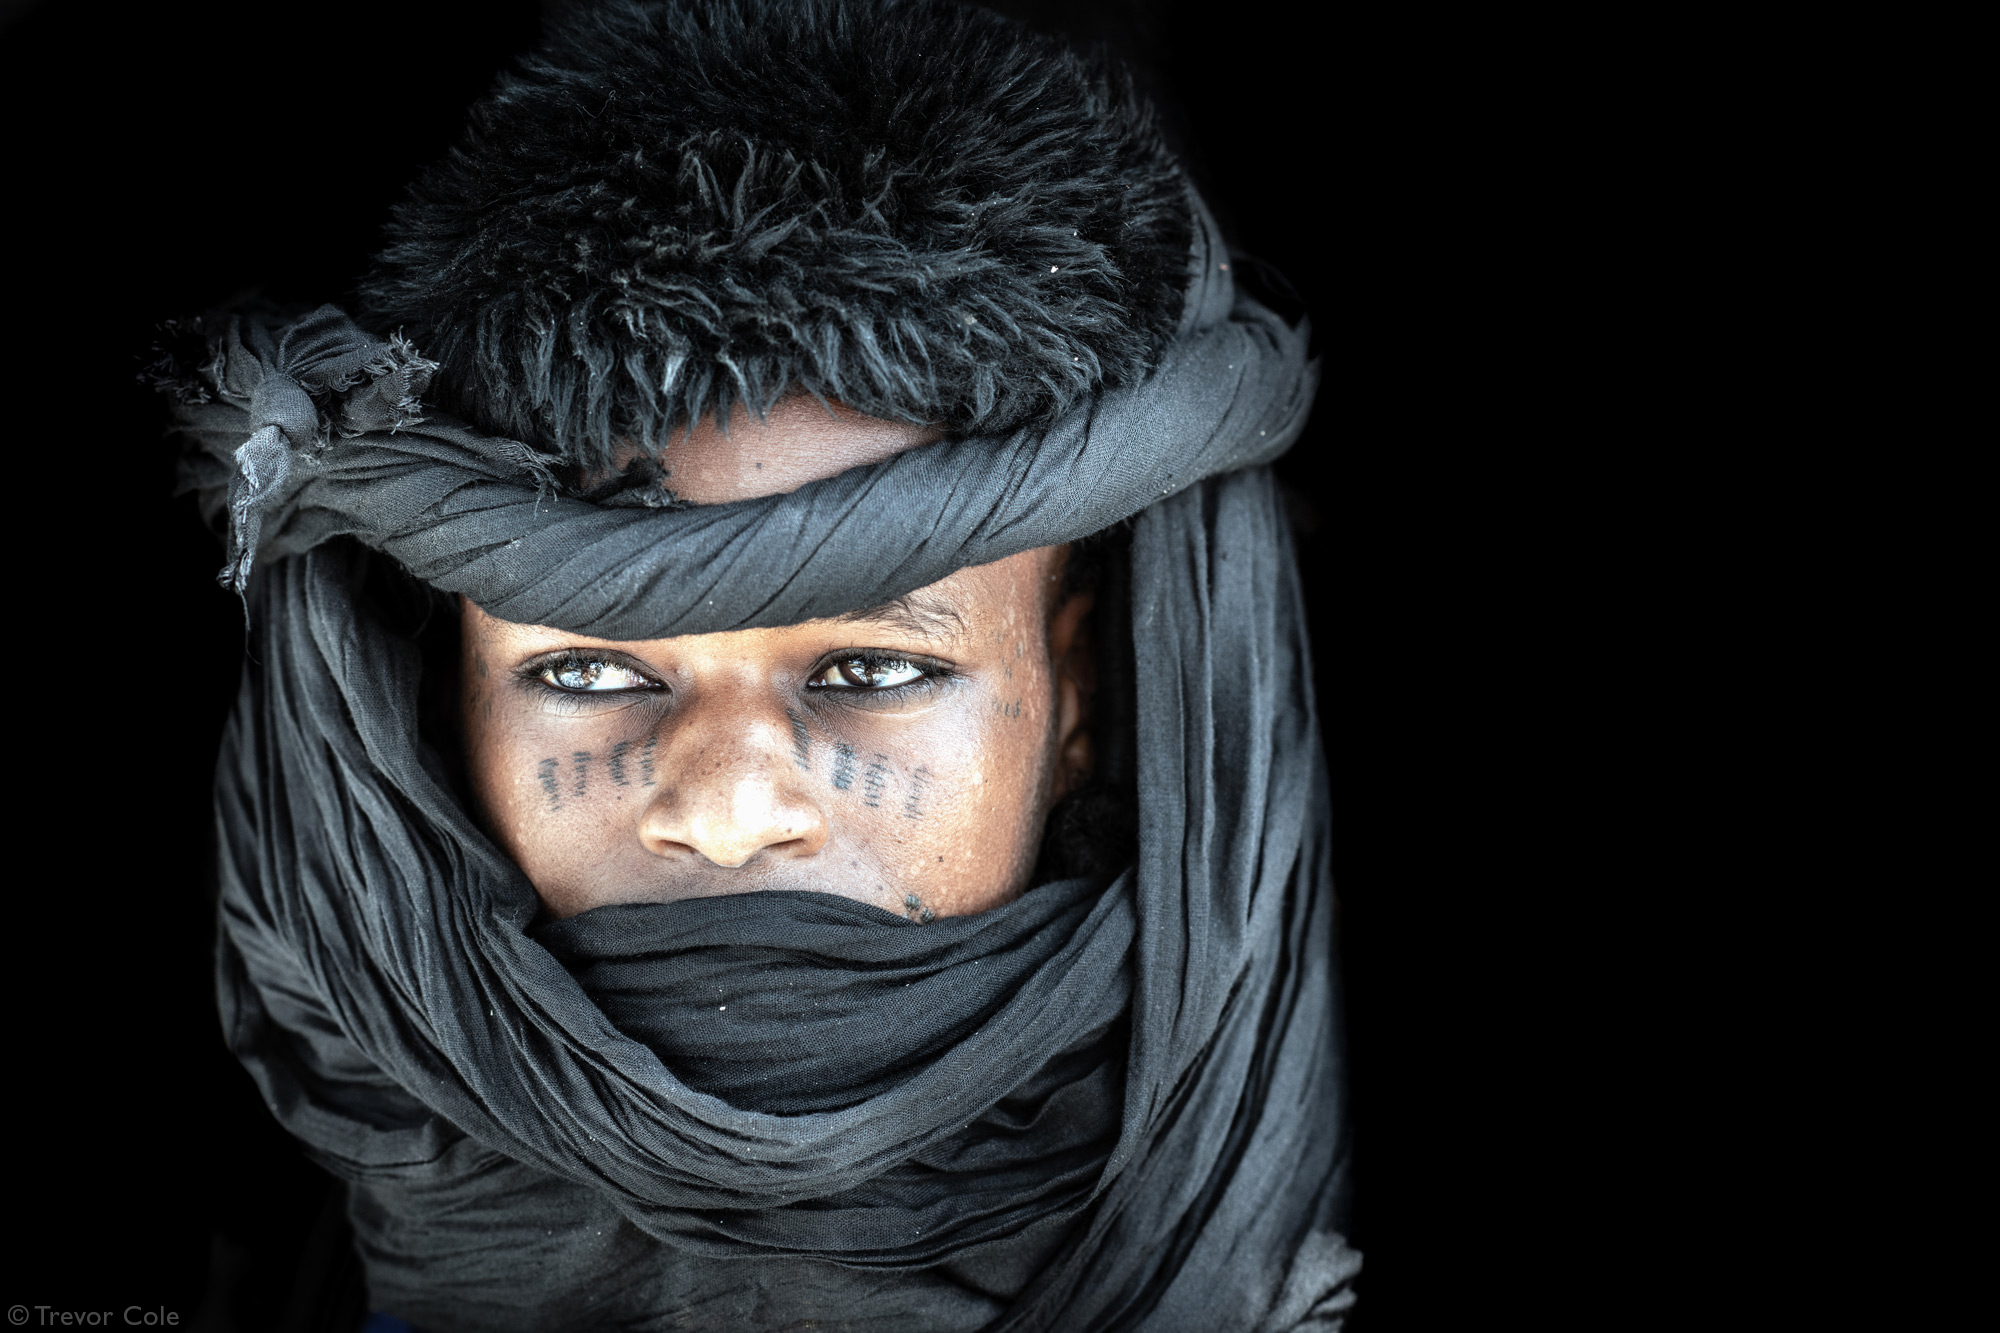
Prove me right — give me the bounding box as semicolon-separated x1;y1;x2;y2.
835;588;968;642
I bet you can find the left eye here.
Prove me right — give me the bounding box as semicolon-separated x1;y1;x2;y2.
541;658;657;692
810;657;927;689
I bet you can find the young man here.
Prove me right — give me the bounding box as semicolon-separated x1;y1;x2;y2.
165;1;1353;1327
458;398;1101;925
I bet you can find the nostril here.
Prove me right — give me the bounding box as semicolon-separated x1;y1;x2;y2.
638;829;701;862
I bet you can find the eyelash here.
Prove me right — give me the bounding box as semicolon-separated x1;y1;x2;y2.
806;650;955;698
515;651;665;714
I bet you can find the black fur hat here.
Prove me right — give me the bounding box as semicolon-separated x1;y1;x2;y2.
360;0;1193;475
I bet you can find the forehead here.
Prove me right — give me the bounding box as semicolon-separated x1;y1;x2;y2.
662;398;941;504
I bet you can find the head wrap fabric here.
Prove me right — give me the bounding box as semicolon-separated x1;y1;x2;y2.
174;200;1303;638
179;198;1355;1328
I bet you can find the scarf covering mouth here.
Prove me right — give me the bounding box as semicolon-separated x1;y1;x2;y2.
176;199;1357;1330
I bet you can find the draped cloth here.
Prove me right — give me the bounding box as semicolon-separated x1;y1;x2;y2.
177;201;1357;1330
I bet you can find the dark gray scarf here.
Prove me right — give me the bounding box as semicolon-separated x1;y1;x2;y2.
175;203;1356;1330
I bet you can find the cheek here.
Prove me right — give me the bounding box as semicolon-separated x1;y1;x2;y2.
840;665;1059;912
465;702;664;873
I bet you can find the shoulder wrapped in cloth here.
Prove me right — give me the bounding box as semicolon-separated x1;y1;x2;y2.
169;171;1354;1333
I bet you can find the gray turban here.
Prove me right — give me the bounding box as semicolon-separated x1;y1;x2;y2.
170;201;1357;1331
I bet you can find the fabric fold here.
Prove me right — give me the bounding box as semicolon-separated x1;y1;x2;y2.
179;188;1353;1328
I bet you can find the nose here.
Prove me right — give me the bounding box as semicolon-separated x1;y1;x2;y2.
637;716;829;867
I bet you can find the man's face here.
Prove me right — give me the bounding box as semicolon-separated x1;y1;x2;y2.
461;399;1093;921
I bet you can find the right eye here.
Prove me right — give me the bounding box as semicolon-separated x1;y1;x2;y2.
538;655;660;693
808;656;929;690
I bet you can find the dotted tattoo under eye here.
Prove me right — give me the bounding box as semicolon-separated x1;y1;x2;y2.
608;740;631;786
787;709;811;772
537;758;561;811
831;742;856;792
861;755;891;808
639;736;658;787
571;751;591;798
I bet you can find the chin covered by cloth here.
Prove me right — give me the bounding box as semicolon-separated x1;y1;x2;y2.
157;1;1355;1327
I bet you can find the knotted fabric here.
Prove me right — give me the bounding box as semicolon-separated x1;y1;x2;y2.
176;201;1357;1330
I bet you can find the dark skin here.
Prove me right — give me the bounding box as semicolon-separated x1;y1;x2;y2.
461;400;1095;922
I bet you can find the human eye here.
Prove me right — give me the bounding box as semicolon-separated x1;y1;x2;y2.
806;652;946;692
523;650;664;695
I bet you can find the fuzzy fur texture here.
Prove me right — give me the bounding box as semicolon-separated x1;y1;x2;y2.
359;0;1192;475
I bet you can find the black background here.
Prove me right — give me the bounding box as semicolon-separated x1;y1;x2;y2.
0;2;1564;1327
